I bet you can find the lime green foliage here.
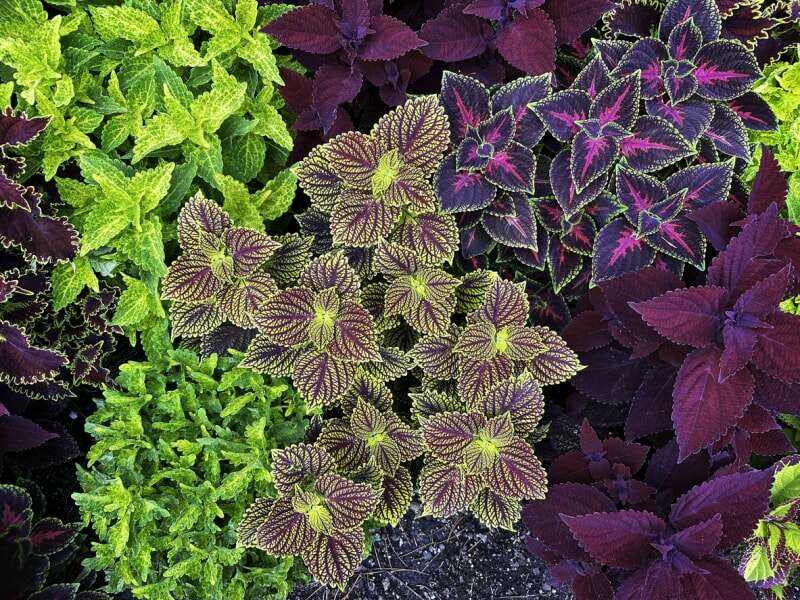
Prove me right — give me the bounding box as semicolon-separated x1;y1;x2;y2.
742;458;800;598
73;349;309;600
753;52;800;223
0;0;297;336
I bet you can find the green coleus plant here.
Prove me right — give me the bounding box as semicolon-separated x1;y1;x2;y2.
0;0;296;335
741;457;800;598
73;349;309;600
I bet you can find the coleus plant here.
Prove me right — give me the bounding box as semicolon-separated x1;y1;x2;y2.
436;71;546;259
607;0;768;160
524;420;777;600
419;0;613;78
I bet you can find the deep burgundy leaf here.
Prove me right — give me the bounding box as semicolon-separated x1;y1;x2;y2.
495;10;557;75
0;415;57;452
544;0;614;44
262;5;341;54
626;363;676;440
748;147;788;215
361;15;426;61
419;8;489;62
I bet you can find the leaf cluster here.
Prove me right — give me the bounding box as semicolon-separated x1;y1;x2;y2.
73;350;309;600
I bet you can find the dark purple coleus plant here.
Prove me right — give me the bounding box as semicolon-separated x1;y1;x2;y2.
419;0;613;78
608;0;768;161
524;421;775;600
436;71;547;258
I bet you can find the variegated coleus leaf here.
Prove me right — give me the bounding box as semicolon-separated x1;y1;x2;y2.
351;400;402;473
217;272;279;328
394;212;459;264
422;411;487;464
418;460;483;518
301;528;365;590
526;325;583;386
409;326;460;381
359;346;414;382
293;350;359;407
169;302;224;340
271;443;336;495
470;489;521;530
384;267;459;336
237;497;315;557
265;233;313;288
410;389;465;421
315;472;380;530
455;269;498;314
177;193;232;252
454;321;546;362
486;437;548;500
472;279;529;328
339;373;394;414
241;335;305;377
372;466;413;526
298;252;361;300
470;372;545;437
463;413;516;475
317;419;371;473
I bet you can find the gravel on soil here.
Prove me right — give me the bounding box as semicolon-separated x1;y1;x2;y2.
288;502;573;600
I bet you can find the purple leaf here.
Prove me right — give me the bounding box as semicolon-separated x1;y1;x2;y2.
460;223;496;258
669;467;772;548
703;103;750;160
620;116;692;172
673;346;754;460
570;133;618;192
0;321;66;385
531;90;591;142
616;166;668;223
666;161;734;209
590;72;641;129
748;147;787;215
419;8;489;62
0;415;57;452
0;201;78;264
752;313;800;383
360;15;425;61
492;75;550;146
550;149;604;217
484;141;537;192
561;212;596;256
548;236;583;292
645;97;714;141
481;193;538;249
668;19;703;61
605;0;660;37
464;0;509;20
561;510;664;569
573;56;612;99
694;40;760;101
658;0;723;43
592;218;654;282
440;71;491;141
728;92;776;131
688;200;742;251
626;363;676;439
544;0;614;44
262;5;341;54
594;39;632;70
616;38;668;99
0;110;48;147
436;154;497;213
495;10;557;76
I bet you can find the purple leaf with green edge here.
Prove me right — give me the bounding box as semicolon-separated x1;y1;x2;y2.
241;336;304;377
668;18;704;60
645;97;715;142
590;72;641;129
361;346;413;382
492;75;550;145
373;466;413;525
616;38;668;99
593;219;654;282
550;149;604;217
373;243;419;277
616;166;668;224
28;517;76;555
658;0;722;43
162;255;219;302
570;132;618;193
646;218;706;269
495;9;556;75
475;279;529;327
728;92;776;131
620;116;693;172
0;172;31;210
436;154;497;213
456;139;491;175
385;268;459;336
298;252;362;300
483;141;537;193
530;89;591;142
703;102;750;161
296;145;345;213
226;228;280;275
0;483;32;531
562;509;665;569
664;62;699;105
324;131;379;190
458;355;514;400
460;223;496;258
470;489;520;530
421;411;485;463
419;7;489;63
536;195;564;231
293;351;358;407
316;472;379;530
486;437;547;500
409;327;460;380
526;325;581;385
217;273;278;328
605;0;659;37
673;346;754;460
666;160;734;209
545;0;614;44
752;313;800;383
626;363;677;440
340;373;393;414
252;497;315;556
330;192;400;248
254;287;315;346
395;213;459;264
440;71;491;142
410;390;464;420
169;302;223;340
561;212;597;256
374;96;450;174
0;415;57;452
0;201;78;264
748;147;787;215
594;39;633;70
514;240;548;270
0;321;66;385
327;301;380;363
317;419;370;472
477;108;517;150
271;443;336;495
573;56;612;100
547;236;583;292
693;40;760;101
0;110;48;147
630;285;727;348
475;373;544;436
481;194;538;250
419;460;482;518
454;320;498;359
301;528;365;588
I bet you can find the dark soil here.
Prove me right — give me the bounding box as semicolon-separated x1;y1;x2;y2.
289;501;573;600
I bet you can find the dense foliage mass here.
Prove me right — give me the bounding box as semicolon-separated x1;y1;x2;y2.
2;0;800;598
